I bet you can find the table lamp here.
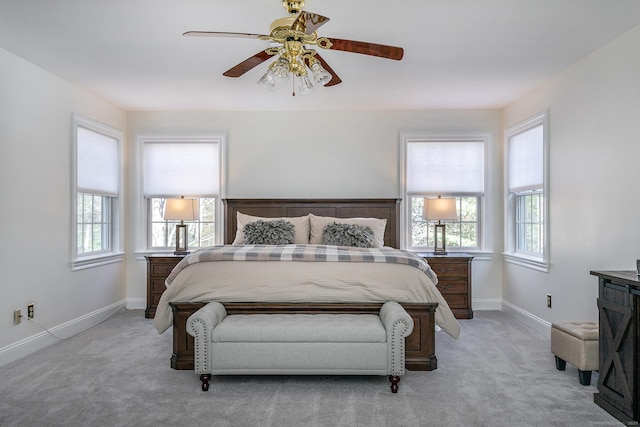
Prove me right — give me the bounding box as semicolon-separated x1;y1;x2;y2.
423;196;457;255
164;196;200;255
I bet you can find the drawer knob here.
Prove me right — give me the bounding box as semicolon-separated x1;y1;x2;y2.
436;267;454;273
437;283;453;290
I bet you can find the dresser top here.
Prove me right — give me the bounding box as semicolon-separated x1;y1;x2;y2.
590;270;640;285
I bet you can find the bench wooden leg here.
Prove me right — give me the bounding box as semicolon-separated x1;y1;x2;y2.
389;375;400;393
200;374;211;391
554;355;566;371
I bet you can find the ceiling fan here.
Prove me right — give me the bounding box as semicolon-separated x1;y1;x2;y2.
183;0;404;95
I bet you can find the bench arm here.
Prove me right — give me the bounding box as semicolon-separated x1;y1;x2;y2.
380;302;414;376
186;302;227;374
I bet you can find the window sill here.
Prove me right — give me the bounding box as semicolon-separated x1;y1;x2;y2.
72;252;125;271
503;252;548;272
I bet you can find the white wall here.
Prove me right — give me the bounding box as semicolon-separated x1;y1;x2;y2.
0;48;127;364
502;25;640;325
126;109;504;310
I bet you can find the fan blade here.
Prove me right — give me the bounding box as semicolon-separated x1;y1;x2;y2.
223;51;273;78
291;11;330;34
183;31;267;39
313;54;342;87
324;38;404;60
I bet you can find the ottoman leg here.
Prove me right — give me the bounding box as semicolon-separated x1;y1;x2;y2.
555;356;566;371
389;375;400;393
200;374;211;391
578;370;592;386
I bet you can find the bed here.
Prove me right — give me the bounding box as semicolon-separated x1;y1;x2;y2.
155;198;460;371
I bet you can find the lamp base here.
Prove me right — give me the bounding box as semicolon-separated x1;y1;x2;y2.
433;223;448;255
174;224;189;256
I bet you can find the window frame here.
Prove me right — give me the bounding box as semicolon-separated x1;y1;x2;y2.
71;114;124;270
401;133;489;252
136;134;226;253
504;111;549;272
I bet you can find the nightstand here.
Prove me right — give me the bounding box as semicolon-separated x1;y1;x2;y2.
145;254;185;318
420;253;473;319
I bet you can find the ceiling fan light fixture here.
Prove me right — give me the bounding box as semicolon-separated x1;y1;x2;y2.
270;57;291;82
257;70;276;91
296;74;315;95
310;60;332;86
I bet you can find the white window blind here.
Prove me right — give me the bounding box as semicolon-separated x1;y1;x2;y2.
77;126;119;196
143;141;219;198
407;141;485;194
508;124;543;192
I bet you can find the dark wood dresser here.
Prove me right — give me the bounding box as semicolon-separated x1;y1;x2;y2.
145;255;184;319
590;270;640;424
421;253;473;319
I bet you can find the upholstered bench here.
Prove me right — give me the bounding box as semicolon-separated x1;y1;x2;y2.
551;321;599;385
186;301;414;393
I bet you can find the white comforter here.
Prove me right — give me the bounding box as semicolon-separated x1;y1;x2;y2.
153;245;460;339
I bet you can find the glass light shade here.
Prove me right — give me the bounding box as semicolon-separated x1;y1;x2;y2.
310;61;332;86
270;58;291;82
257;70;276;91
296;74;315;95
423;197;457;221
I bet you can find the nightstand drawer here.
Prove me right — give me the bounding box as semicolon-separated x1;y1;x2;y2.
443;293;468;309
151;279;167;293
151;263;177;277
436;280;467;294
430;263;468;278
151;293;164;306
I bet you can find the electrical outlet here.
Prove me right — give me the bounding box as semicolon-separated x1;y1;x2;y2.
27;304;34;319
14;309;22;324
547;294;552;308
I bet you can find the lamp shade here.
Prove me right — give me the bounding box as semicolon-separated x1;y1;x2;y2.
164;197;200;221
423;197;458;221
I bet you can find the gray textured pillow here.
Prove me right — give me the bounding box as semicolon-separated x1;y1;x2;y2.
321;222;375;248
242;219;295;245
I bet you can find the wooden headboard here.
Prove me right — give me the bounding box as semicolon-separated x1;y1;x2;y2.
223;199;401;248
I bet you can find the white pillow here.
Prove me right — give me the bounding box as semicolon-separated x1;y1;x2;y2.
232;212;310;245
309;213;387;248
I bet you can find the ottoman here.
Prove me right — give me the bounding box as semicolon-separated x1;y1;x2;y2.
551;321;599;385
187;301;414;393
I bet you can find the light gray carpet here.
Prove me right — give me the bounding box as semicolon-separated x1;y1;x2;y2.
0;310;622;427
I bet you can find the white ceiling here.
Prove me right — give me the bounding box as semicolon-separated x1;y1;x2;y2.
2;0;640;111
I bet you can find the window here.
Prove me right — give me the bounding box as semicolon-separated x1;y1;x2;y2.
402;135;486;251
141;136;224;251
515;191;544;254
77;193;112;255
410;196;480;249
505;111;548;271
148;197;216;250
72;115;123;269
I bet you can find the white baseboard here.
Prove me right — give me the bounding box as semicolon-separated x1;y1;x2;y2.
0;300;126;368
472;298;502;311
126;297;146;310
502;300;552;338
